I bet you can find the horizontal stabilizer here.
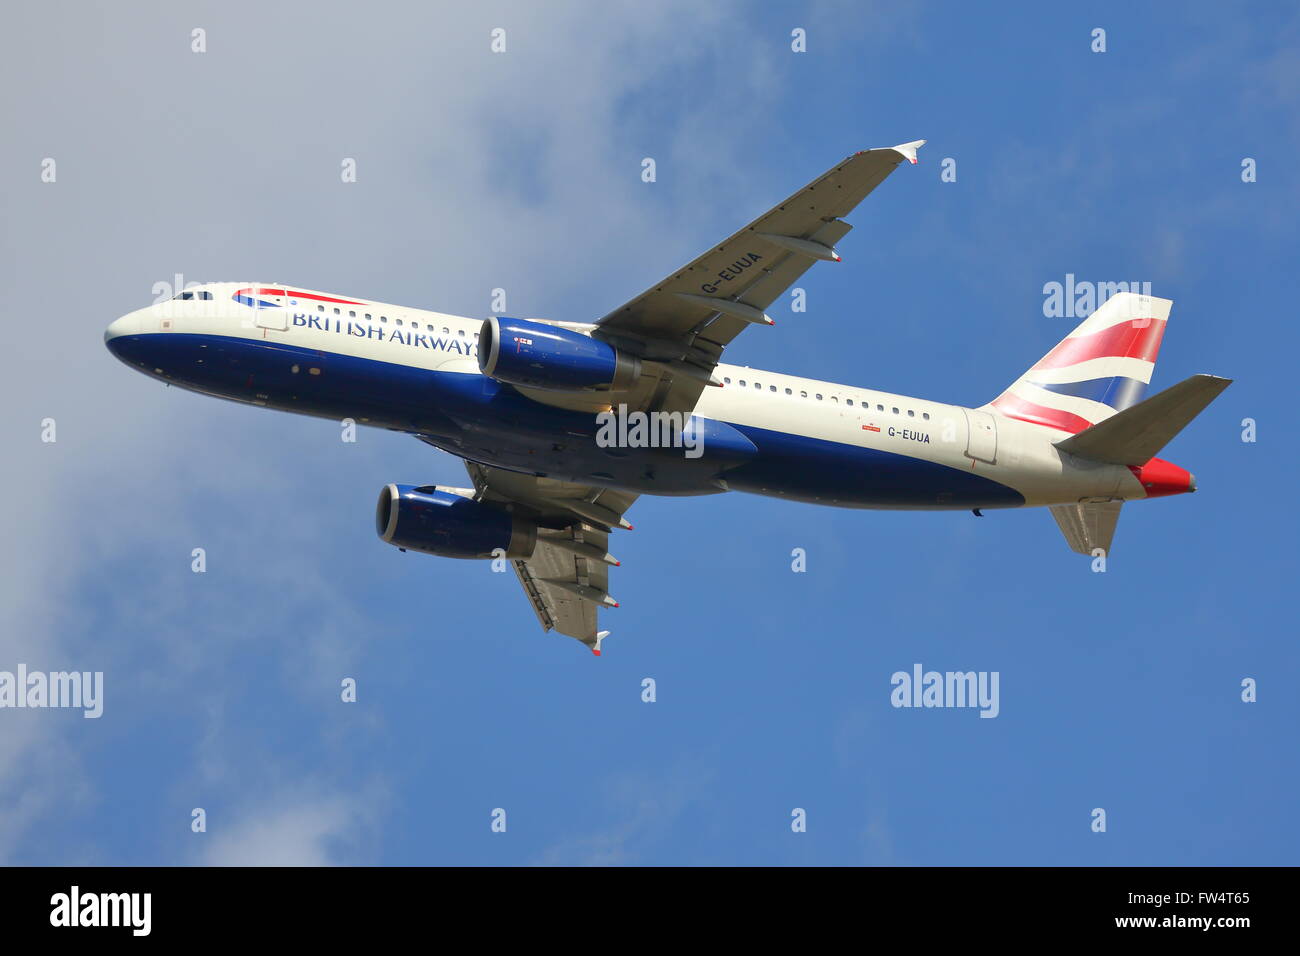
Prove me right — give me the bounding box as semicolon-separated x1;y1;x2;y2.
1054;374;1232;465
1050;500;1123;555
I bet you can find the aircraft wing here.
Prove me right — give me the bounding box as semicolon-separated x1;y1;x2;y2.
593;141;924;414
464;460;637;655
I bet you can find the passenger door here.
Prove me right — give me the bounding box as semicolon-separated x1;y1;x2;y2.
253;287;289;332
963;408;997;464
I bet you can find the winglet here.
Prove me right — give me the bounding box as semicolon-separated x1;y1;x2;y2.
890;139;926;165
592;630;611;656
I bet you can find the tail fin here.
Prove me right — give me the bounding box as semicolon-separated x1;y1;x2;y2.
987;292;1171;433
1055;374;1232;465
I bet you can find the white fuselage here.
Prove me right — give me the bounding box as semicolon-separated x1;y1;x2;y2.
105;283;1148;510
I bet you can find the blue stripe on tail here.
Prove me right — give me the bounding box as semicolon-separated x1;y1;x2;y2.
1029;375;1147;411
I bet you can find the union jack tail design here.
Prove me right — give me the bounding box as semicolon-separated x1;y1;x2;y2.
986;292;1171;433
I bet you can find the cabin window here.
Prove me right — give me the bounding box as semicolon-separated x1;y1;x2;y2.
334;308;341;315
457;329;465;337
769;385;777;392
396;319;403;327
815;393;823;400
365;313;372;320
427;324;434;331
908;409;915;417
349;311;357;318
317;305;325;311
892;407;899;415
754;382;761;389
739;380;747;387
877;404;884;411
923;412;930;420
724;377;732;384
800;391;807;398
784;388;792;395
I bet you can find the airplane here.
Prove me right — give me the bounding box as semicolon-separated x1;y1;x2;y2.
105;140;1231;655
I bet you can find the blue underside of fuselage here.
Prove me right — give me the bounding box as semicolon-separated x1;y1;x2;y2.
106;332;1025;510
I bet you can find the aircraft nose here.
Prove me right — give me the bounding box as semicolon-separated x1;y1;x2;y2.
104;311;140;343
104;309;152;365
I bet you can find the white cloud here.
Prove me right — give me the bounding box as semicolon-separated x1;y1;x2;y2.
0;0;781;864
533;761;715;865
200;786;384;866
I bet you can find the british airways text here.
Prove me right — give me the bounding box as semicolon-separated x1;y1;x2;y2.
290;313;478;356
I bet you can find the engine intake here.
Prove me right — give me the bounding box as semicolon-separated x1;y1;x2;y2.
479;316;640;391
376;483;536;560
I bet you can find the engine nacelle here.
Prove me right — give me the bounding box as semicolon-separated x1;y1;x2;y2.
376;484;536;560
478;316;640;391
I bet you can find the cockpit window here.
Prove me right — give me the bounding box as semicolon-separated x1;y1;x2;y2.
171;290;212;300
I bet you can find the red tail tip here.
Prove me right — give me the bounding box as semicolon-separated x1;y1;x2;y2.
1129;458;1195;498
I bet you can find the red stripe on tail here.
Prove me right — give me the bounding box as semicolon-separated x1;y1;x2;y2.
990;393;1095;433
1030;318;1166;372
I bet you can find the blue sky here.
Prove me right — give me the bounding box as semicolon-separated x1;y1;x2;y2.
2;1;1297;865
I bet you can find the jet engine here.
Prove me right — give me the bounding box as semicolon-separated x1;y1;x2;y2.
375;483;536;560
478;317;640;391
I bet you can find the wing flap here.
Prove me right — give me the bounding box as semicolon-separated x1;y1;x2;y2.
512;540;602;643
463;460;633;654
